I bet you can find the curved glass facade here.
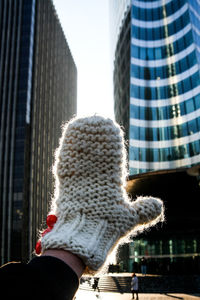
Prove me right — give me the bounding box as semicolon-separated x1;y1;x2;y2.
129;0;200;175
112;0;200;176
111;0;200;275
110;0;131;59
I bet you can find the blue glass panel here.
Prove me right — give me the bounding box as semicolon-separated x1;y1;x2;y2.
188;119;197;134
131;31;193;60
139;127;145;139
132;10;189;41
147;48;154;60
130;141;199;163
131;71;200;101
130;117;200;141
180;102;186;115
132;0;185;21
155;47;162;59
130;104;139;118
132;51;196;80
195;95;200;109
186;98;195;113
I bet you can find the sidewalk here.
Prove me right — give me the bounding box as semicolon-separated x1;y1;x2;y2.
75;290;200;300
79;273;200;295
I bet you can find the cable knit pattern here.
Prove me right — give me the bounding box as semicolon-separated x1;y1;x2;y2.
41;116;164;272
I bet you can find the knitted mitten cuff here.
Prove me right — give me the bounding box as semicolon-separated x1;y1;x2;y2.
41;197;163;271
38;116;164;272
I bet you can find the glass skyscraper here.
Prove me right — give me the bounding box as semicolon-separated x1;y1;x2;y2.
110;0;200;273
130;0;200;176
111;0;200;176
0;0;77;264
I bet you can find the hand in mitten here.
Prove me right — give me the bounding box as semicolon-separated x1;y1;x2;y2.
37;116;164;273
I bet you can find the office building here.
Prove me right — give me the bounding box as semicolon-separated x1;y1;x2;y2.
110;0;200;273
0;0;77;264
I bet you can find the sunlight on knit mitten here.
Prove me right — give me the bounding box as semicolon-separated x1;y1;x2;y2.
39;116;165;273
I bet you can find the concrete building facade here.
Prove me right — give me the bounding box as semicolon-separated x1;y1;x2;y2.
110;0;200;273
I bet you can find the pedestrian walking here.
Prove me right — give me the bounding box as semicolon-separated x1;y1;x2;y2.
141;257;147;275
131;273;139;299
92;277;100;292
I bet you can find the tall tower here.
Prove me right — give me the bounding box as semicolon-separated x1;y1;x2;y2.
0;0;77;264
129;0;200;176
110;0;200;273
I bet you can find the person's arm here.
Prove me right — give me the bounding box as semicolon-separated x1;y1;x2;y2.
42;249;85;278
0;254;81;300
0;116;164;300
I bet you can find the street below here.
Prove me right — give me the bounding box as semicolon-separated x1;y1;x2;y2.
75;290;200;300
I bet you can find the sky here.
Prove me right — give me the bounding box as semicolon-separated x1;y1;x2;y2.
53;0;115;120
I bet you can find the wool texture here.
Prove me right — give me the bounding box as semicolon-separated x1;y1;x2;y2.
41;115;164;272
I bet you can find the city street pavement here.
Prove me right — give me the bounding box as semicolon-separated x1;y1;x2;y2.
75;290;200;300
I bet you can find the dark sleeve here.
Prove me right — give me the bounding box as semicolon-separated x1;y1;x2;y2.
0;256;79;300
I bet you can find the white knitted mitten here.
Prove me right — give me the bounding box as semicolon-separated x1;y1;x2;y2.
39;116;164;272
